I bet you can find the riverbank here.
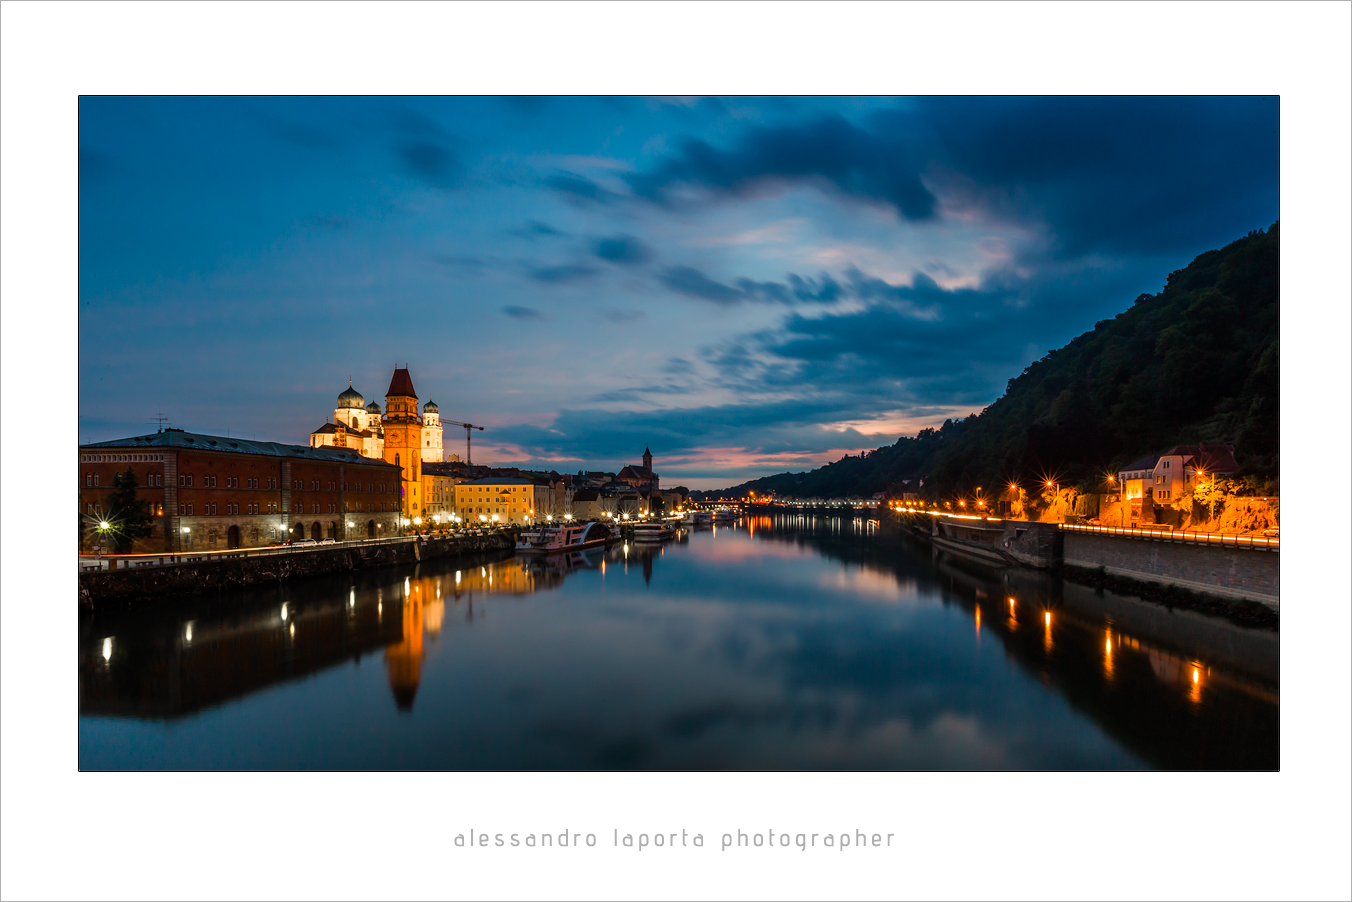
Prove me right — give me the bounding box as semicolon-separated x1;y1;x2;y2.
886;510;1279;622
78;532;515;609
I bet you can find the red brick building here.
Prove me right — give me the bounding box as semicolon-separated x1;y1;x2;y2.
79;428;404;552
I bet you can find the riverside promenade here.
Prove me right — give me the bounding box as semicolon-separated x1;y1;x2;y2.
896;511;1279;609
78;532;514;609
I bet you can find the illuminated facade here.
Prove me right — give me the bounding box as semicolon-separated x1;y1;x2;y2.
455;477;550;524
310;372;446;464
79;429;403;552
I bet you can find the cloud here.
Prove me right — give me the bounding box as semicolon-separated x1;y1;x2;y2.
601;309;647;324
657;266;744;305
662;357;695;375
397;139;462;189
626;113;937;220
525;263;598;284
592;234;654;266
657;266;845;307
545;171;620;205
503;305;544;320
510;220;566;239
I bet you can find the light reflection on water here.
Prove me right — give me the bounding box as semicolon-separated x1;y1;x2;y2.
78;515;1278;770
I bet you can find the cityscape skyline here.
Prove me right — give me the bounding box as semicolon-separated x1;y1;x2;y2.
79;96;1278;488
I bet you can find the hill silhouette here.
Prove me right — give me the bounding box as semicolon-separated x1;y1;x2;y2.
700;222;1279;501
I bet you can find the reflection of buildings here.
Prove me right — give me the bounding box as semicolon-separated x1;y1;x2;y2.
385;582;426;711
80;551;632;720
79;588;405;719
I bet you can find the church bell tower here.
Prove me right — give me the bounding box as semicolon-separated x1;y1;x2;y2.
382;367;423;521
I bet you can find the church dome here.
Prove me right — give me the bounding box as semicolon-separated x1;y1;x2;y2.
337;384;365;409
423;400;439;413
366;400;382;413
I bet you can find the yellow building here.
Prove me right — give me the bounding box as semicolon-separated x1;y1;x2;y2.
381;368;423;520
422;461;464;520
455;477;550;525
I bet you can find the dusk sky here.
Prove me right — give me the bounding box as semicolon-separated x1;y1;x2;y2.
78;96;1278;488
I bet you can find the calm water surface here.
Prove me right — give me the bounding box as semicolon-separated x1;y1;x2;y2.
78;516;1279;770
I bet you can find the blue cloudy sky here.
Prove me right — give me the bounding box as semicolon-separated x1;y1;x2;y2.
79;96;1277;488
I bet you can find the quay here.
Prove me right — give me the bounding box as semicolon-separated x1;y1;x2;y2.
897;511;1278;610
78;531;514;609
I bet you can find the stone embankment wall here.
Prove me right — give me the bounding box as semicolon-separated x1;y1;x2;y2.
1062;532;1278;609
79;533;514;609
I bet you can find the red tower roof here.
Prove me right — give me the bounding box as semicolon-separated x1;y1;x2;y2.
386;367;417;398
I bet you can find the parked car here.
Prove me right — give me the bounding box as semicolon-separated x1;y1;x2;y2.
319;538;337;544
293;539;318;547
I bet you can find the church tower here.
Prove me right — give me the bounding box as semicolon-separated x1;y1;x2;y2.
382;367;423;521
421;400;444;463
643;445;653;472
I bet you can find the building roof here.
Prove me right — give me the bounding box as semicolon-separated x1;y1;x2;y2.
572;490;600;502
82;430;399;467
1163;443;1240;473
337;382;365;409
386;367;417;399
1121;454;1160;473
423;399;438;412
463;476;538;486
366;400;382;413
618;465;655;479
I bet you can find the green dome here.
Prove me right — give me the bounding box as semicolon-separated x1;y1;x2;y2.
337;384;365;409
423;400;439;413
366;400;382;413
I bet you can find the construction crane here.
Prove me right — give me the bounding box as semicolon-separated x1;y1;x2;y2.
445;421;485;466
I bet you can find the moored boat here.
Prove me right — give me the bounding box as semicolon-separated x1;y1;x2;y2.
515;520;616;555
630;520;677;542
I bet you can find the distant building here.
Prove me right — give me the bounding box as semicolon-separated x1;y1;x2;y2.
571;490;602;520
617;446;659;491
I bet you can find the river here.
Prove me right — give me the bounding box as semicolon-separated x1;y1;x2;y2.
78;514;1278;770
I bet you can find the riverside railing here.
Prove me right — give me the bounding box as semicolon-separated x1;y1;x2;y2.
1058;522;1278;550
78;530;510;572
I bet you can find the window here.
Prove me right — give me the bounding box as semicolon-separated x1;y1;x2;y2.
85;474;91;487
187;503;195;515
93;474;99;487
188;474;194;487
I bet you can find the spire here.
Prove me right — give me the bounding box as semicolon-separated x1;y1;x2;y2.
386;367;417;399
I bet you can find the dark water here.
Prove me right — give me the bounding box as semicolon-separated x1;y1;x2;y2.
78;516;1279;770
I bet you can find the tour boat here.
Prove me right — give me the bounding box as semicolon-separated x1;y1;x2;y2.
630;520;677;542
515;520;616;555
681;510;712;525
713;508;737;522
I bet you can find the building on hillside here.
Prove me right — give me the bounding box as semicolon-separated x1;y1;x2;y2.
454;477;551;525
617;446;659;490
1148;442;1240;504
309;371;447;465
79;429;403;552
1118;455;1161;501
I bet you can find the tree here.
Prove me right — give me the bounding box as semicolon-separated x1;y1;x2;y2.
105;467;155;552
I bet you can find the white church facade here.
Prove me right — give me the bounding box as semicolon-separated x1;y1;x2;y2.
309;377;449;464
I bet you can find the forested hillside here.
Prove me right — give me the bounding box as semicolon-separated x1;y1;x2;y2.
702;222;1279;501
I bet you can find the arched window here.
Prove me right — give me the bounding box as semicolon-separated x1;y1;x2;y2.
395;454;400;467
